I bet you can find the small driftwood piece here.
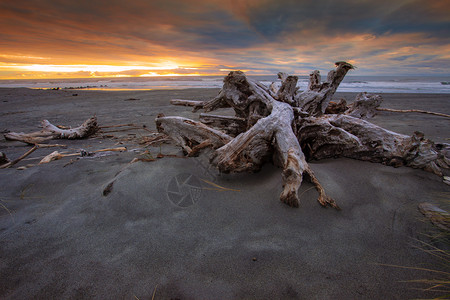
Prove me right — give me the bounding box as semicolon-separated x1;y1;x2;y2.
39;147;127;164
4;117;98;144
156;62;450;208
139;133;170;146
170;99;204;110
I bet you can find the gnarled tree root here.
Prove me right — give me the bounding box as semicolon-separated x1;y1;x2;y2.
155;62;449;209
157;71;337;208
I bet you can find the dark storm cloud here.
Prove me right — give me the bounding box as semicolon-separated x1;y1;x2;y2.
233;0;450;38
4;0;447;53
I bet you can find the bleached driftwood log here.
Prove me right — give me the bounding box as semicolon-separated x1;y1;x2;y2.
156;62;449;208
4;117;98;144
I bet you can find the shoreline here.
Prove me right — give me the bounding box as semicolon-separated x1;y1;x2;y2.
1;72;450;94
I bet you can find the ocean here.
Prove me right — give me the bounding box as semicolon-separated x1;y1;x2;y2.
0;75;449;94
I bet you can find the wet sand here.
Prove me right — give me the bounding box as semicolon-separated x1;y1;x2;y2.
0;88;449;299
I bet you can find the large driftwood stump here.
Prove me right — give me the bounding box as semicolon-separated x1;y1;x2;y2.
156;62;449;208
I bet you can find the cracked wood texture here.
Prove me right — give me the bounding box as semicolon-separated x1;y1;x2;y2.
156;62;449;208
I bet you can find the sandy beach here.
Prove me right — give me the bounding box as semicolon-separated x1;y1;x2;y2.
0;87;449;299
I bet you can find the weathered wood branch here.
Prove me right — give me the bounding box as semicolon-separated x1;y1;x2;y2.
4;131;54;144
295;61;354;116
38;147;127;164
4;116;98;144
0;145;39;169
170;99;205;110
376;107;450;118
41;117;98;139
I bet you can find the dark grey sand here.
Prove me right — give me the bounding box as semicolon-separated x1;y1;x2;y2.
0;88;449;299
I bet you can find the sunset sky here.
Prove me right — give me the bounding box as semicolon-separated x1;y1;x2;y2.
0;0;449;79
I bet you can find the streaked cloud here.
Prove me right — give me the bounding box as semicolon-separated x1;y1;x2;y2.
0;0;448;78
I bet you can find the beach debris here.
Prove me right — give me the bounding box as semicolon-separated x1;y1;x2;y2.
139;133;170;146
0;145;39;169
376;107;450;118
4;116;99;144
39;151;64;164
156;62;450;208
36;143;67;148
170;99;204;110
38;147;128;164
418;202;450;232
89;146;127;154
